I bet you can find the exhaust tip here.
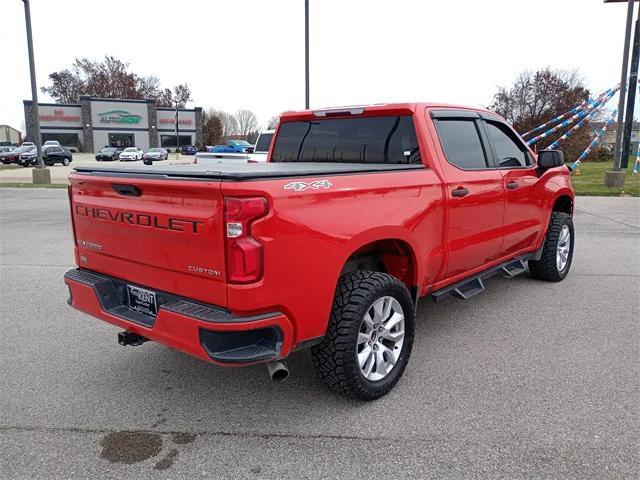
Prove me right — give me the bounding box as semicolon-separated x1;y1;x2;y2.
266;361;289;382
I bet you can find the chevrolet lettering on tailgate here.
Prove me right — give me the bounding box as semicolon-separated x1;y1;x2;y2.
74;204;204;233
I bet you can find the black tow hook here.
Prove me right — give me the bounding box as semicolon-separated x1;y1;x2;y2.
118;331;149;346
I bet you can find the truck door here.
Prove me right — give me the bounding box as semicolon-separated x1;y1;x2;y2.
481;118;546;257
429;110;505;280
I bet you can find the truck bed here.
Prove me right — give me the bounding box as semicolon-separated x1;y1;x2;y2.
73;162;425;181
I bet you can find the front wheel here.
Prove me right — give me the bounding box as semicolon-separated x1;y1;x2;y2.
311;271;415;400
62;158;70;166
529;212;574;282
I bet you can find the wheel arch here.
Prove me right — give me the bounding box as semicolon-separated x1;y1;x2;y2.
338;232;420;298
552;194;573;215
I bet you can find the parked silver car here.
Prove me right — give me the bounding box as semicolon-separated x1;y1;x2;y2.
143;148;168;164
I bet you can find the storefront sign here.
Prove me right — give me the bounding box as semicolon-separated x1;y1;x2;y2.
98;110;143;125
39;109;81;122
159;118;193;125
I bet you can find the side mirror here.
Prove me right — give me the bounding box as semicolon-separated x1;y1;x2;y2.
538;150;564;169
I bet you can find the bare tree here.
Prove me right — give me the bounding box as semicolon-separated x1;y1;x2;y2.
171;84;192;108
202;109;224;146
41;69;86;104
490;68;593;161
266;115;279;130
215;110;238;139
42;55;192;107
235;109;259;138
137;75;162;98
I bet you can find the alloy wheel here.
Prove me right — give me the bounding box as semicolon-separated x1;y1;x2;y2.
556;224;571;272
356;296;405;381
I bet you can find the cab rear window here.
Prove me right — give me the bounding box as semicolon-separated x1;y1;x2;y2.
271;116;421;164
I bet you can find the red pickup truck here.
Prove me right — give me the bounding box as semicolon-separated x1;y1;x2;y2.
64;103;574;400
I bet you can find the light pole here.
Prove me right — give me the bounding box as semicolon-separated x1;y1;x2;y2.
305;0;309;109
175;102;180;160
22;0;50;183
620;5;640;168
604;0;637;187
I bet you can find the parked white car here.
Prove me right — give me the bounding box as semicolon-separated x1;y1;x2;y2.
195;130;274;166
43;140;61;148
119;147;144;161
21;142;35;148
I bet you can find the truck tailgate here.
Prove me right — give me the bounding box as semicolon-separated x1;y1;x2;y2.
69;174;228;306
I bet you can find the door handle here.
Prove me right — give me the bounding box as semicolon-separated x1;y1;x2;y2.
451;187;469;198
112;184;141;196
506;181;519;190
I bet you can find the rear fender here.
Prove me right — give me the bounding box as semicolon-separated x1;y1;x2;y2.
337;227;421;290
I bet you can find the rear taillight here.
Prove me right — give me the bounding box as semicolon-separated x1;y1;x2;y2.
68;185;78;246
224;196;269;283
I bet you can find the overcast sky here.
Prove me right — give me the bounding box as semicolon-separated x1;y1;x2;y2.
1;0;634;132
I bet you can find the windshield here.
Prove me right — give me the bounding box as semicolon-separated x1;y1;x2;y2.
254;133;273;153
148;148;163;152
271;116;421;164
100;148;117;153
230;140;251;147
123;148;137;153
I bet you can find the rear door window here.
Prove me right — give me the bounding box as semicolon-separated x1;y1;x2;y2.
434;119;488;169
271;116;421;164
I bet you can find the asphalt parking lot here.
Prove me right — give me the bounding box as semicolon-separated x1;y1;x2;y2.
0;190;638;479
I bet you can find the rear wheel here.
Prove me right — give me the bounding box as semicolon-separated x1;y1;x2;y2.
529;212;574;282
311;271;415;400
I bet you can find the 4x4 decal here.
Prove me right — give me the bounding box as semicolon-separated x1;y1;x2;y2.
283;180;333;192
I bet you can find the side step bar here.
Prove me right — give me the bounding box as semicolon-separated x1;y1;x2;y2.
431;255;530;303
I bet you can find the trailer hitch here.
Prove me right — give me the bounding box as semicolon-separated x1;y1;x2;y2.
118;331;149;347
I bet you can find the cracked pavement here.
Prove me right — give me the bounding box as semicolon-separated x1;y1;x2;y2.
1;190;638;479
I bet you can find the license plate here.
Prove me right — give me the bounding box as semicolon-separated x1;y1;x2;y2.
127;285;157;317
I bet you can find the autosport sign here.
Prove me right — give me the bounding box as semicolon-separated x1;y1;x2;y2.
98;110;143;124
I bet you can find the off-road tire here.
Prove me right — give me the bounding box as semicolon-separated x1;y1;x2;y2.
529;212;574;282
311;271;415;400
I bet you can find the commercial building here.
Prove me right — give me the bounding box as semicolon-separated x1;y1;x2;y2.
0;125;22;145
24;96;203;152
